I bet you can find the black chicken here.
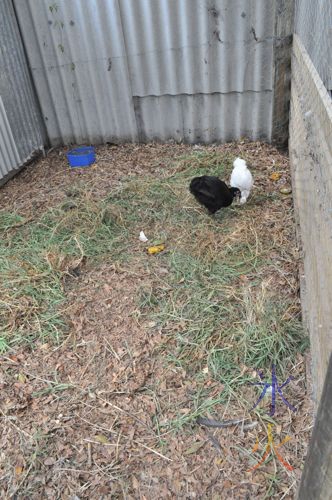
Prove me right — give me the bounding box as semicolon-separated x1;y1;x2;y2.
189;175;241;214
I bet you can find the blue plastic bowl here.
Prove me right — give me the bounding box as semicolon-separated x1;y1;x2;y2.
67;146;96;168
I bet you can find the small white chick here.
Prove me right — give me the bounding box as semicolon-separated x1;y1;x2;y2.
230;158;253;204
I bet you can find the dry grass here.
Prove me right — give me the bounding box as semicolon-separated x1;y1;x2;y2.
0;141;312;499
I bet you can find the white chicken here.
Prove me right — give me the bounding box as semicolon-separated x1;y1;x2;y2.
230;158;253;204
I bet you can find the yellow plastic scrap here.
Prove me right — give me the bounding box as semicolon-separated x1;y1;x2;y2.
147;244;165;255
270;172;281;181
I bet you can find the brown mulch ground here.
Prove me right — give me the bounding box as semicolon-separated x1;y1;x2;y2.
0;142;313;499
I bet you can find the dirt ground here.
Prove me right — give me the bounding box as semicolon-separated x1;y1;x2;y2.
0;141;313;499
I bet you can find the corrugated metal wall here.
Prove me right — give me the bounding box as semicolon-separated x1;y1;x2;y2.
0;0;45;183
295;0;332;92
13;0;277;145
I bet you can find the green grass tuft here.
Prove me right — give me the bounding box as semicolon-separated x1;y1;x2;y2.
0;195;129;349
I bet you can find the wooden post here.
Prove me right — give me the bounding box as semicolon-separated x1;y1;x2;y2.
272;0;295;149
297;353;332;499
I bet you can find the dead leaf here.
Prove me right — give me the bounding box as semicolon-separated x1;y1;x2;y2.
132;475;140;490
44;457;56;466
18;373;26;384
15;466;24;475
95;434;110;444
184;441;205;455
251;439;259;453
280;186;292;195
157;267;169;275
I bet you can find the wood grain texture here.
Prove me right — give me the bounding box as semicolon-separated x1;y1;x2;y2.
289;34;332;404
297;353;332;499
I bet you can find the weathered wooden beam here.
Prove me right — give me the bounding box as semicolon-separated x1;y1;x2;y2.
272;0;295;149
289;34;332;403
297;353;332;499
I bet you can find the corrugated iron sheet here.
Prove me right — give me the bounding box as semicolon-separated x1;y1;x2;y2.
0;0;45;182
13;0;137;145
295;0;332;91
134;92;272;143
0;97;20;180
13;0;276;145
121;0;275;96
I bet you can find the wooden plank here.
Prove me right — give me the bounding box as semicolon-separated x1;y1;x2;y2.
289;34;332;403
297;353;332;499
